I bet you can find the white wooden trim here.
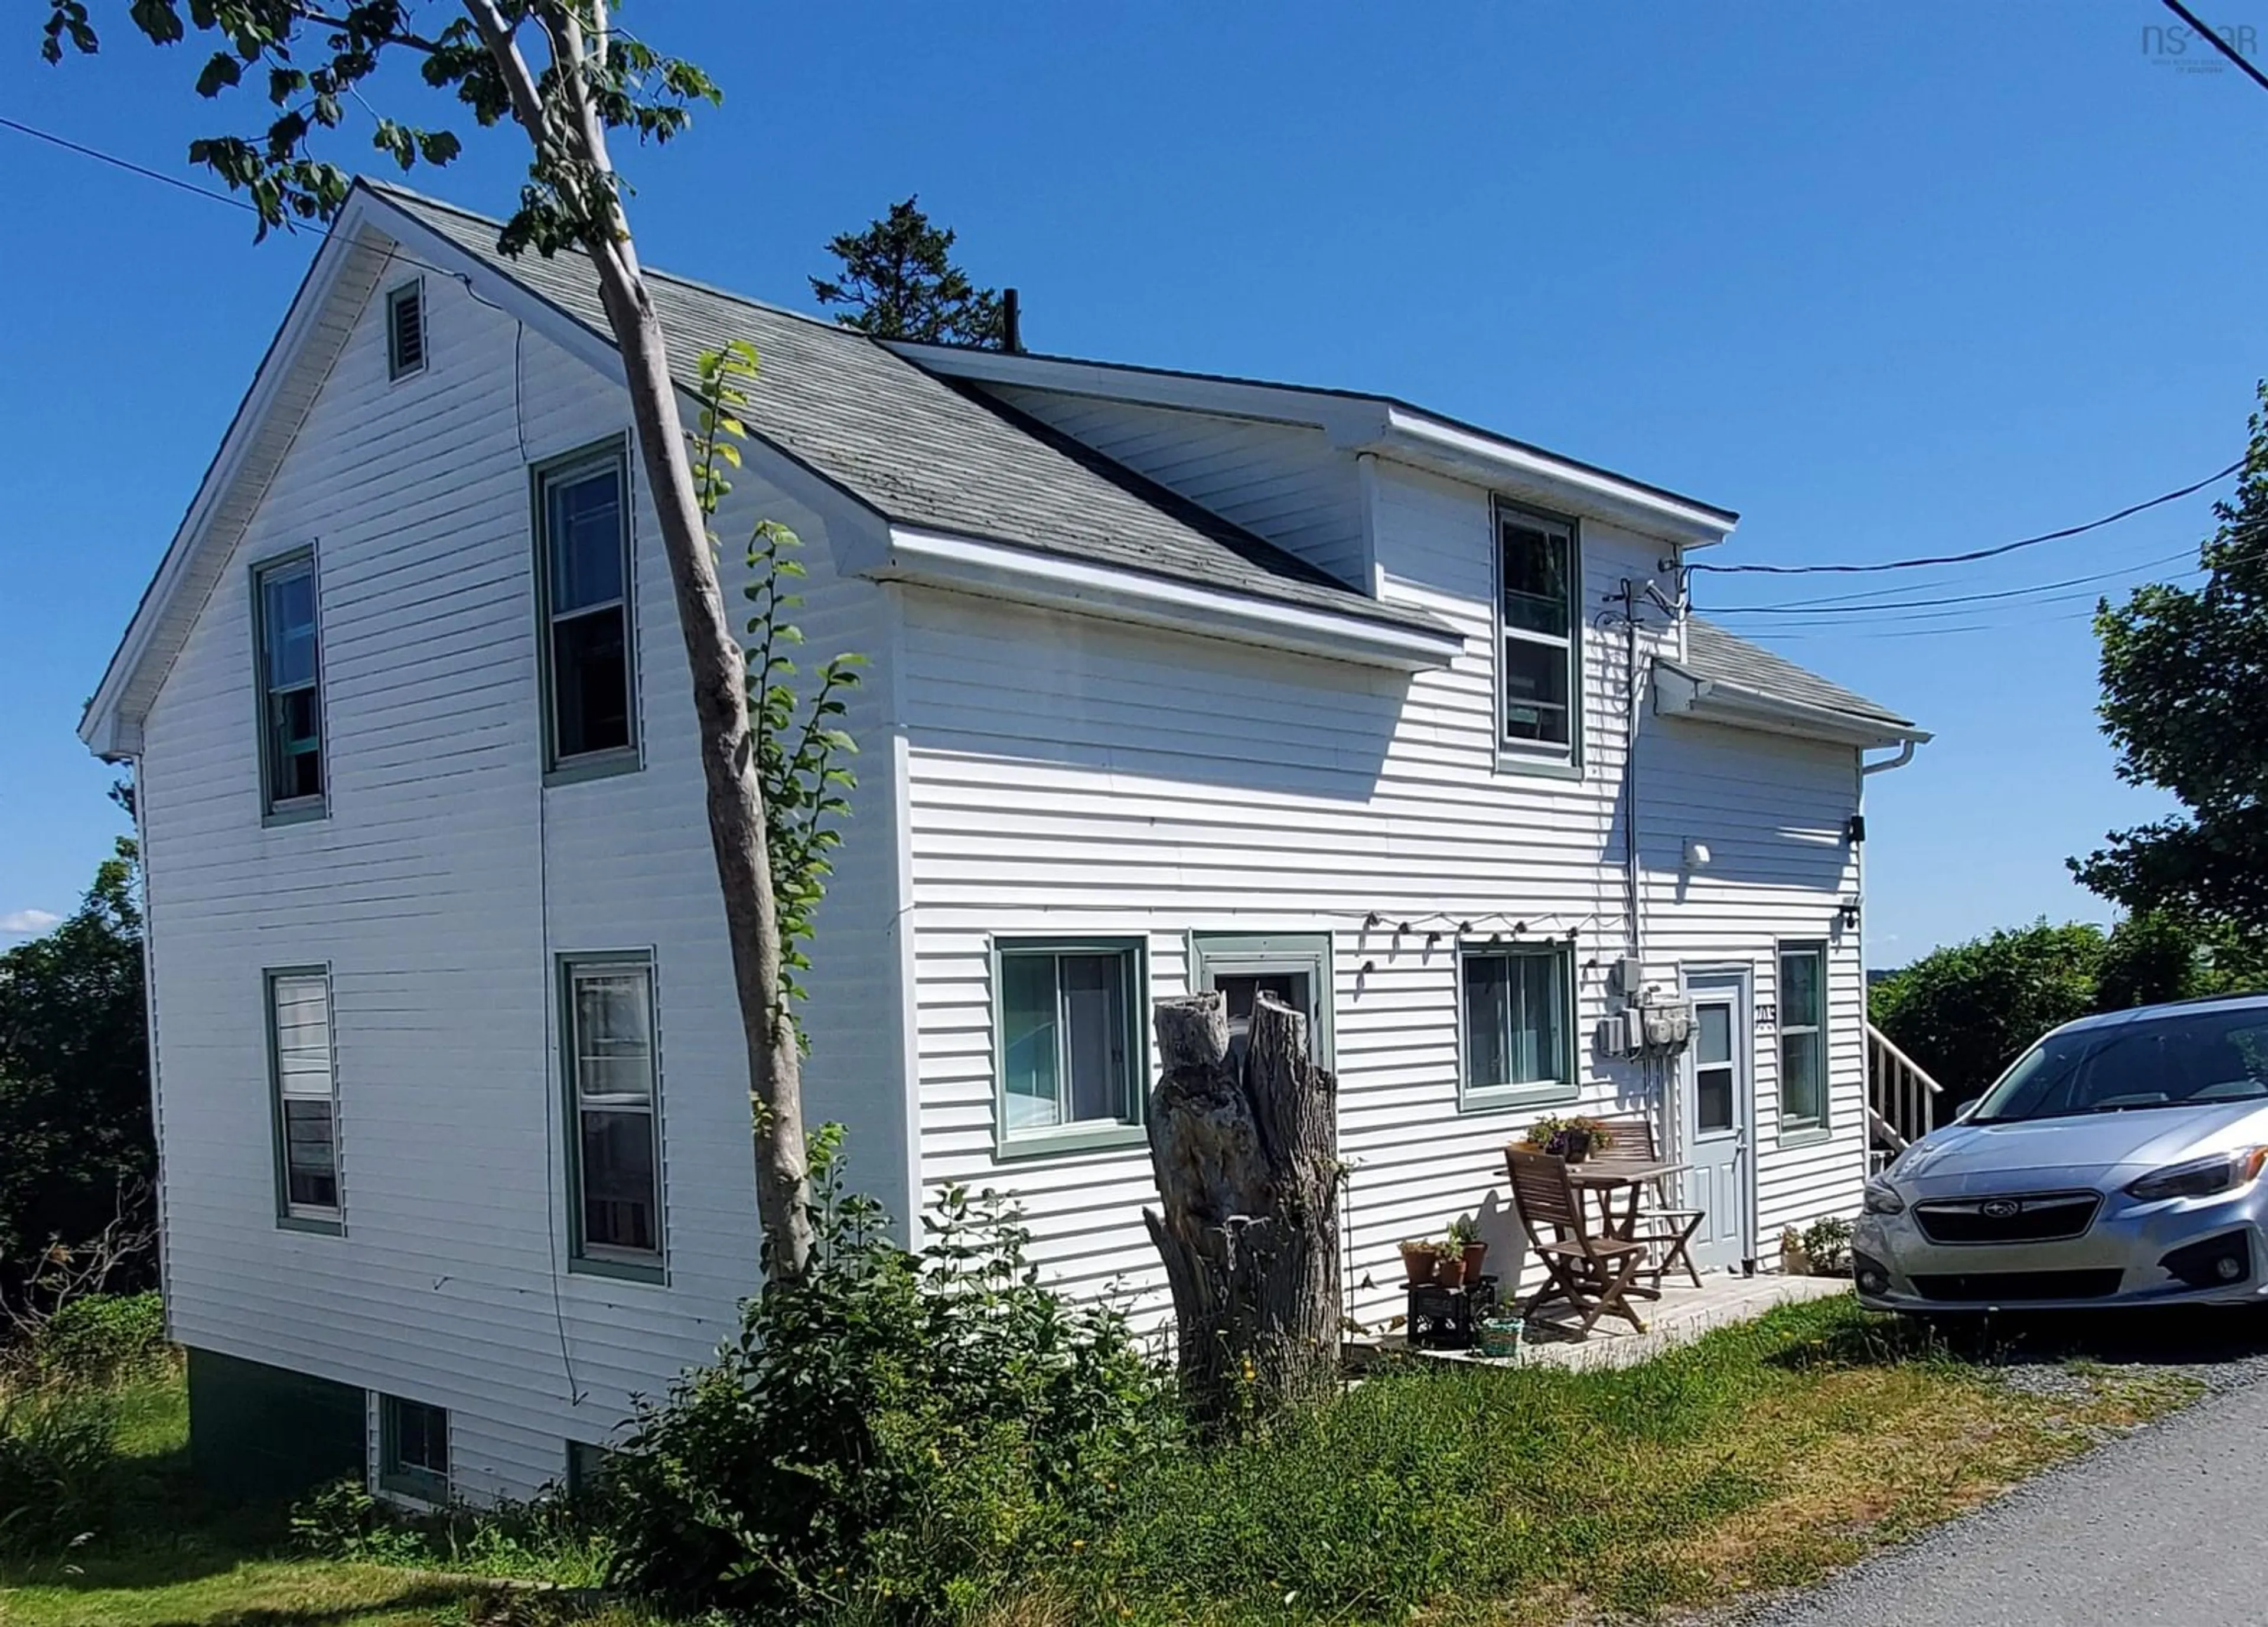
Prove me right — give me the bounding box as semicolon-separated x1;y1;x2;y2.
873;525;1465;672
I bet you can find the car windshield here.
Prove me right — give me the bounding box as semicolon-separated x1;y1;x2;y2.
1970;1007;2268;1124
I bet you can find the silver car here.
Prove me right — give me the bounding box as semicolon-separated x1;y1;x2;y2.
1855;994;2268;1313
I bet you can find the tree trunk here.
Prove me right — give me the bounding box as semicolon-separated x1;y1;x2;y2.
1144;991;1341;1426
467;2;814;1282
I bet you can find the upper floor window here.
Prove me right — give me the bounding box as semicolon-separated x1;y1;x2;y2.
267;967;341;1229
253;550;325;820
535;445;637;775
994;938;1146;1154
562;954;662;1275
1497;506;1579;763
386;280;425;380
1459;940;1576;1108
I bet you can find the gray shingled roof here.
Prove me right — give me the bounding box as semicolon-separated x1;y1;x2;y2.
1679;618;1917;731
370;182;1448;638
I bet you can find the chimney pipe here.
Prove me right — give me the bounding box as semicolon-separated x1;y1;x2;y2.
1001;287;1022;354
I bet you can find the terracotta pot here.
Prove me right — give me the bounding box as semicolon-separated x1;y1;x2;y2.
1400;1244;1438;1286
1435;1254;1468;1290
1461;1241;1488;1279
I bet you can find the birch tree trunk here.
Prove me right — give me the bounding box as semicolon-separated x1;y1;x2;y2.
469;0;813;1279
1144;991;1341;1426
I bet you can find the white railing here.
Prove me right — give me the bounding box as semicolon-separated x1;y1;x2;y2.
1866;1020;1943;1156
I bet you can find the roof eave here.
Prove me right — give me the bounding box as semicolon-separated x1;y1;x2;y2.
1653;662;1931;751
874;526;1466;672
894;343;1739;549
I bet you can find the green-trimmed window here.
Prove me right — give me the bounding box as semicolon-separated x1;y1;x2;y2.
1497;506;1579;760
267;969;340;1224
379;1395;448;1502
253;552;324;816
1191;931;1334;1068
1460;942;1574;1103
1778;944;1828;1132
996;940;1144;1143
562;957;661;1267
535;447;636;771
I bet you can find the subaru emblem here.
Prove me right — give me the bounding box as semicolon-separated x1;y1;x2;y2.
1980;1198;2022;1219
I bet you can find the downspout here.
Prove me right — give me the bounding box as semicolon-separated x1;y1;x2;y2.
125;758;172;1333
1622;580;1645;966
1861;739;1918;776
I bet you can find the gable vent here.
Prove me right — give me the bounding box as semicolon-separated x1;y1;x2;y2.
386;281;425;380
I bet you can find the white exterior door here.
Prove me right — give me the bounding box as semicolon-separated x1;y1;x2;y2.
1680;970;1756;1273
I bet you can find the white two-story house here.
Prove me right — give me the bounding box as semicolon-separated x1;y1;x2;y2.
81;181;1925;1505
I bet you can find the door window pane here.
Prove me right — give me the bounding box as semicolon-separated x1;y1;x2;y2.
996;944;1141;1139
1697;1066;1735;1133
565;960;660;1261
1697;1002;1732;1067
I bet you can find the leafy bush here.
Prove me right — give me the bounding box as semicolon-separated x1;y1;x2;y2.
0;1386;119;1557
32;1291;166;1383
602;1129;1177;1619
291;1473;615;1587
1798;1217;1854;1276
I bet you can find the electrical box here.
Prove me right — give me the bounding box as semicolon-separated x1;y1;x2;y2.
1641;998;1695;1053
1596;1009;1648;1058
1610;956;1645;997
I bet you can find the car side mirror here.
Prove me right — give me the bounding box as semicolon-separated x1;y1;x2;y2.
1952;1101;1977;1124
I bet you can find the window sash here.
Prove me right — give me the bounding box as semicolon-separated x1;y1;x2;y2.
563;960;661;1262
1778;947;1827;1129
254;556;324;809
268;971;338;1219
536;450;635;766
1462;946;1571;1093
998;945;1138;1136
1497;510;1579;754
383;1396;449;1489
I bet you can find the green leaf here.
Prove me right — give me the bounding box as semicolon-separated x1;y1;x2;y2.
194;48;240;97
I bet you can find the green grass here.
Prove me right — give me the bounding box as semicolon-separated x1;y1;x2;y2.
0;1298;2205;1627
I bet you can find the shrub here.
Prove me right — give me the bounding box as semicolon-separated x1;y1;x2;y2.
1798;1217;1855;1276
602;1129;1177;1619
32;1291;166;1383
0;1387;119;1557
291;1474;615;1587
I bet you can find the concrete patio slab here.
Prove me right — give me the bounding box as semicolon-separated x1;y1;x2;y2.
1399;1270;1852;1374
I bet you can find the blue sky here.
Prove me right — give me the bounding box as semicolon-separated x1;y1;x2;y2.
2;1;2262;962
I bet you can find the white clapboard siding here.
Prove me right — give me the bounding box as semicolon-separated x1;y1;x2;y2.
138;266;904;1500
980;387;1369;590
902;458;1870;1329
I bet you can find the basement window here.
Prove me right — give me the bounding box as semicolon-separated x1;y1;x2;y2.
386;280;425;380
379;1395;449;1502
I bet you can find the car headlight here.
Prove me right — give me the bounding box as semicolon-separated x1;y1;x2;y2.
1862;1179;1906;1215
2124;1146;2268;1202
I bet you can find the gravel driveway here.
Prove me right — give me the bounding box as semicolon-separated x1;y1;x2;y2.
1734;1307;2268;1627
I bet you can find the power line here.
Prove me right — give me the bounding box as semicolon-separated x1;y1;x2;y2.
2159;0;2268;94
1703;542;2208;616
0;113;260;215
1689;458;2244;576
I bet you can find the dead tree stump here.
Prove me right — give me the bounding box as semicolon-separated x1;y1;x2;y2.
1144;990;1341;1425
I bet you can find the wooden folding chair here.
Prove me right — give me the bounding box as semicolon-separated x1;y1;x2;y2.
1588;1114;1706;1290
1504;1147;1647;1338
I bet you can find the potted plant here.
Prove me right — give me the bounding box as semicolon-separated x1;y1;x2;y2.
1521;1114;1615;1165
1399;1238;1440;1286
1448;1214;1487;1279
1434;1244;1468;1290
